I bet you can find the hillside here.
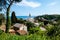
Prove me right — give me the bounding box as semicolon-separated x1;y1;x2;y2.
34;15;60;21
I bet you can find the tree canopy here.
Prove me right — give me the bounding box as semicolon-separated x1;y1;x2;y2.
0;0;22;11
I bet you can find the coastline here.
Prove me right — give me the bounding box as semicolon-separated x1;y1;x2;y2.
16;16;35;19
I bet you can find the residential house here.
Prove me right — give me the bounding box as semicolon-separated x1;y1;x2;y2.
27;18;35;23
13;23;28;35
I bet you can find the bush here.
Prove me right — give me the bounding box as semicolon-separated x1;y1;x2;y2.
26;22;35;31
45;24;55;36
46;24;60;36
0;29;4;35
0;19;2;25
0;14;5;25
29;27;40;34
17;18;25;24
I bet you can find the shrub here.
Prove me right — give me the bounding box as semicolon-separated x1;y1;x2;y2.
0;19;2;25
29;27;40;34
26;22;35;31
0;14;5;25
17;18;25;24
46;24;60;36
0;29;4;35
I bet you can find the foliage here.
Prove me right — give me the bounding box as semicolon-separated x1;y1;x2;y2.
34;15;60;37
17;18;26;24
0;19;2;25
39;22;44;26
0;33;27;40
0;13;5;21
0;23;60;40
11;11;17;25
26;34;50;40
45;24;60;36
29;27;40;34
46;24;55;36
54;25;60;36
0;29;4;35
0;33;49;40
34;15;60;21
26;22;35;31
0;13;5;25
0;0;22;9
0;32;60;40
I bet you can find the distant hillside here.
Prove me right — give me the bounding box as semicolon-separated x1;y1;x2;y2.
34;15;60;21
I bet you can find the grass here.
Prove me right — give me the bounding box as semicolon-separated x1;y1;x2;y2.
0;32;60;40
0;33;27;40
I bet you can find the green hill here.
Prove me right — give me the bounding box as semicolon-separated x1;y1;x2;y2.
34;15;60;21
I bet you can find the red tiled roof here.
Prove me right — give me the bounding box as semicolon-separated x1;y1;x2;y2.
17;30;27;35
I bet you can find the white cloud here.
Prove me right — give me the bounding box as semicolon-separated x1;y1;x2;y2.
16;0;41;8
48;2;57;6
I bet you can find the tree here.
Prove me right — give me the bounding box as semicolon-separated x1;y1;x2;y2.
0;0;22;33
11;11;17;25
0;13;5;25
26;22;35;31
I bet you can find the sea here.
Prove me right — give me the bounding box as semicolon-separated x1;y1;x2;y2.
16;16;35;20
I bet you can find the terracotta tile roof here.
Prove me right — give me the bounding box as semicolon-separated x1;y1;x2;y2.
17;30;27;35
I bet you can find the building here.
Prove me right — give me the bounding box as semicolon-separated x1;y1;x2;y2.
27;18;35;23
27;13;35;23
13;23;28;35
34;23;40;26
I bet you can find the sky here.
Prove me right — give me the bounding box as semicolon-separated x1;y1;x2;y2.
10;0;60;16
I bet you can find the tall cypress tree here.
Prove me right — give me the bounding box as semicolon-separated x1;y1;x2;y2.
11;11;17;25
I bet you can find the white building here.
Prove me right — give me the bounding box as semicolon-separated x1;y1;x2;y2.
13;23;27;32
13;23;28;35
26;13;35;23
34;23;40;26
27;18;35;23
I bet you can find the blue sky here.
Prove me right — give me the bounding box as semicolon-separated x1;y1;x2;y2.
10;0;60;16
